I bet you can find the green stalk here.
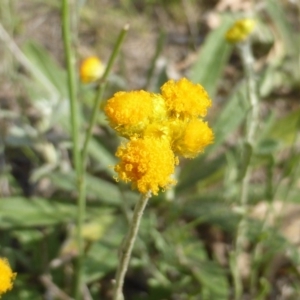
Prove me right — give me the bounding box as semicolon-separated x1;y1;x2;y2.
74;23;129;299
233;41;259;300
81;24;129;165
113;192;152;300
61;0;80;173
63;3;129;297
61;1;83;299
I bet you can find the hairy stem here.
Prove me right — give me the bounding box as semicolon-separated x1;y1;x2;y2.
113;191;152;300
233;41;259;300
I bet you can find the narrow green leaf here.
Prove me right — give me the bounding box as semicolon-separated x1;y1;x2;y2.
212;84;247;150
48;171;122;205
177;151;228;193
266;0;299;54
22;41;68;97
269;109;300;145
189;17;233;98
88;138;117;175
238;142;252;180
0;197;76;228
84;218;125;282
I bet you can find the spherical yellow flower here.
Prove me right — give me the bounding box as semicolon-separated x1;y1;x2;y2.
172;118;214;158
225;19;256;43
0;258;16;297
104;91;166;138
80;56;105;83
114;137;177;195
161;78;212;119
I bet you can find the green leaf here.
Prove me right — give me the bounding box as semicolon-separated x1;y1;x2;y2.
193;261;229;300
84;218;125;282
183;198;239;232
189;17;233;98
0;197;77;228
212;84;247;150
266;0;299;54
238;142;252;180
177;151;228;193
4;277;43;300
88;138;117;175
48;171;122;205
269;109;300;145
256;139;280;155
22;41;68;97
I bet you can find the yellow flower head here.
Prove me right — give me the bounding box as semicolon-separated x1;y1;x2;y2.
225;19;256;43
104;91;166;138
161;78;212;119
80;56;105;83
0;258;16;297
172;119;214;158
114;137;177;195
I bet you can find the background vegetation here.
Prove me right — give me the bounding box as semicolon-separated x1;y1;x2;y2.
0;0;299;299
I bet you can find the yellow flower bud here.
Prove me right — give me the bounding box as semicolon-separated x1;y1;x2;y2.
225;18;256;43
79;56;105;83
0;258;16;297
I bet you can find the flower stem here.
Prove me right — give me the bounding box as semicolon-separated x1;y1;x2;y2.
113;191;152;300
233;41;259;300
81;24;129;165
74;24;129;299
62;7;129;297
62;0;80;175
61;1;83;299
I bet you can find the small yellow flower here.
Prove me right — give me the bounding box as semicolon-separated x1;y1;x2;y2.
161;78;212;119
225;18;256;43
172;119;214;158
104;91;166;138
79;56;105;83
0;258;16;297
114;137;177;195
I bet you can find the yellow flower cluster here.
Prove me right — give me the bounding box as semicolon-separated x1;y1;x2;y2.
104;78;214;195
0;258;16;297
225;19;256;43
